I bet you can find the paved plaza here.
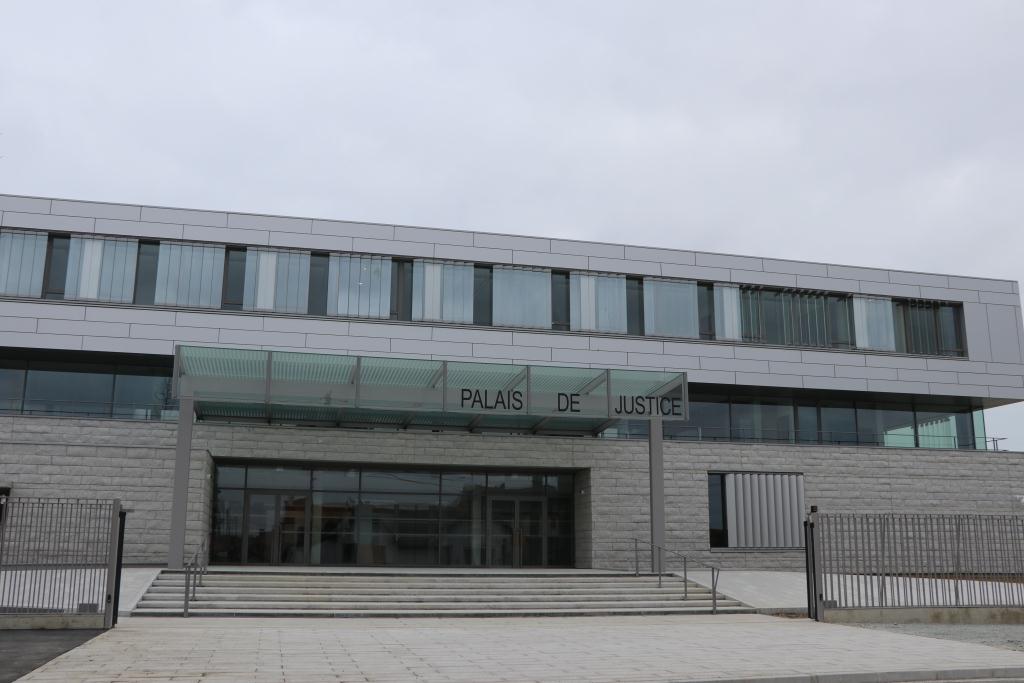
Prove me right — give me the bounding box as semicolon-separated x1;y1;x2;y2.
15;614;1024;683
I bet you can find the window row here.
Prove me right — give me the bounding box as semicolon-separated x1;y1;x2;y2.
0;357;175;420
607;391;986;450
0;228;966;356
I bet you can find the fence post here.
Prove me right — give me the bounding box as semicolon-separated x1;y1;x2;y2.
183;564;191;618
808;508;824;621
102;500;122;629
954;516;962;607
111;509;127;626
683;557;688;600
711;567;718;614
804;518;815;620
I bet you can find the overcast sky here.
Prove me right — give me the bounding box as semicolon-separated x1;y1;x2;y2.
1;1;1022;447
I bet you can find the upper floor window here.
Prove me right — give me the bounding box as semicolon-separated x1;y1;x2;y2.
390;258;413;321
412;259;473;324
42;234;71;300
894;299;964;356
155;241;226;309
0;229;47;298
307;252;330;316
473;265;493;326
853;295;897;352
642;277;699;338
739;287;854;349
330;254;392;319
242;248;310;315
133;241;160;306
493;265;551;329
64;236;138;304
570;272;627;333
550;270;570;331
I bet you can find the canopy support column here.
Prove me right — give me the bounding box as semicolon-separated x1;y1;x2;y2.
649;414;665;574
168;395;194;569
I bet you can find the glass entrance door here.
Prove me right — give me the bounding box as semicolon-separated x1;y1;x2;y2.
243;491;309;564
487;497;546;567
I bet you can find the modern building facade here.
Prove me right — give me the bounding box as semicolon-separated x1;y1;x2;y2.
1;192;1023;572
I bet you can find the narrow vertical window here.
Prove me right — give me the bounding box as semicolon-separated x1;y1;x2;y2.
221;247;247;310
569;272;627;333
697;283;715;340
412;259;474;324
708;473;728;548
853;295;896;351
490;265;551;329
307;252;330;316
154;242;225;308
390;258;413;321
329;254;392;319
473;265;493;326
713;284;742;341
133;241;160;306
937;303;964;356
65;236;139;304
0;229;48;297
626;276;644;336
42;234;71;300
550;270;570;331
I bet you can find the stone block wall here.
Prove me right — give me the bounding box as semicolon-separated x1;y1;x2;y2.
4;414;1024;570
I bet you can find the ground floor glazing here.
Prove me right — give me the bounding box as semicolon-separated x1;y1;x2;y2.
210;462;575;567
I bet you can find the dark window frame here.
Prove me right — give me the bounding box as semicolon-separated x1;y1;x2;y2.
41;233;71;300
221;245;247;311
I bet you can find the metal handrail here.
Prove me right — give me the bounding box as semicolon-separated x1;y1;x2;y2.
633;538;721;614
182;536;208;618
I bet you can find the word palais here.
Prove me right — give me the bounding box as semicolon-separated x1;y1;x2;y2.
1;193;1023;572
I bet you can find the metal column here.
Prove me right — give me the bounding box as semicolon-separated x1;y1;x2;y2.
168;396;194;569
649;414;665;574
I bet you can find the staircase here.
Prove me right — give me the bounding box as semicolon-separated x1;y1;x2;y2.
132;570;751;617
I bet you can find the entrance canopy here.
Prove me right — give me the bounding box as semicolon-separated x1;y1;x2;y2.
173;345;687;436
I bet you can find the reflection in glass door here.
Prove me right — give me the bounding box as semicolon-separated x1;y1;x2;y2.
488;498;546;567
243;491;309;564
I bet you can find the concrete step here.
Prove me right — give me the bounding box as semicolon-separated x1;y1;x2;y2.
138;599;742;610
150;578;697;589
136;593;733;606
133;605;753;617
146;587;714;598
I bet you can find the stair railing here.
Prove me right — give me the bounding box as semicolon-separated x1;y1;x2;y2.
182;537;208;618
633;538;721;614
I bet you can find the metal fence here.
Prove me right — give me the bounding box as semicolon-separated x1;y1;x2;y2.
0;497;125;628
806;511;1024;620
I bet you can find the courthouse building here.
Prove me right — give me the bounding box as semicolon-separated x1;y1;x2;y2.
0;192;1022;571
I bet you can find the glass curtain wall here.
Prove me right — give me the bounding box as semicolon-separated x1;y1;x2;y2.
622;387;984;450
211;463;574;567
0;358;174;418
